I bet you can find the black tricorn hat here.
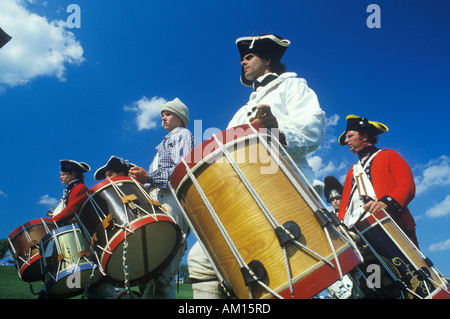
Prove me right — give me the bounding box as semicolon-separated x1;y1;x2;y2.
236;34;290;87
94;155;135;181
60;160;90;173
0;28;12;49
324;176;343;203
338;115;389;146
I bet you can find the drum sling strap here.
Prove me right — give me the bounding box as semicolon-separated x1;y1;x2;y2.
344;151;380;228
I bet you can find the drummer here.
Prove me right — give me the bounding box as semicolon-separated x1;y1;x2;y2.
94;155;135;181
129;97;195;299
188;33;326;299
50;160;90;225
324;176;343;214
337;115;419;247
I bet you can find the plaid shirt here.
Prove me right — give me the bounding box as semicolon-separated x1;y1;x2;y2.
147;126;195;189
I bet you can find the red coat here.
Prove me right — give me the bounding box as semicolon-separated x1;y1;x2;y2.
338;149;417;242
52;183;88;224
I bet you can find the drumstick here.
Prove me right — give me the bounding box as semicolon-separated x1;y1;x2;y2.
359;173;368;197
355;175;363;200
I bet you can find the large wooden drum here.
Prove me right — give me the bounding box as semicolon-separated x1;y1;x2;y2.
170;124;361;299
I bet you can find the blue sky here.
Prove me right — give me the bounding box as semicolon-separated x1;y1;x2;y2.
0;0;449;279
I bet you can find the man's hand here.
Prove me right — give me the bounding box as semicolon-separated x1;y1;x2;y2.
363;200;388;213
249;105;279;130
128;166;149;184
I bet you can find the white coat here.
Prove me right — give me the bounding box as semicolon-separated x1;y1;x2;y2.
228;72;325;188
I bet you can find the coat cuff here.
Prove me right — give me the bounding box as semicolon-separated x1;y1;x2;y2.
379;195;403;218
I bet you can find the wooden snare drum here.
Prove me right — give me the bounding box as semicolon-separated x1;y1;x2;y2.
170;125;361;299
8;218;57;282
77;176;182;287
354;210;450;299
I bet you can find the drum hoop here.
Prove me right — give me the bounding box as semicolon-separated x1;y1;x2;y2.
18;254;40;275
99;214;178;269
171;133;262;192
8;218;55;239
355;209;450;297
41;224;80;244
89;176;135;193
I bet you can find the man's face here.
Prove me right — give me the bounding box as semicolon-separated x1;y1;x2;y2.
331;197;341;211
344;130;368;154
161;111;183;131
60;171;76;185
105;170;124;179
241;53;270;82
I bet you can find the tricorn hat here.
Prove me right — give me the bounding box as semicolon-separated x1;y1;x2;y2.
338;115;389;146
60;160;90;173
236;34;290;87
94;156;135;181
324;176;343;203
0;28;12;49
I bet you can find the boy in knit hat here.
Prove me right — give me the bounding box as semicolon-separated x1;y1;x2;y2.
129;97;195;298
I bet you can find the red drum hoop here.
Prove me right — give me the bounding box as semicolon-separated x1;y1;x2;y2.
8;218;57;282
354;210;450;299
77;176;182;287
171;124;361;299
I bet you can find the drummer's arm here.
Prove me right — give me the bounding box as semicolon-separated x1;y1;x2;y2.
363;200;388;214
128;166;150;184
51;184;88;223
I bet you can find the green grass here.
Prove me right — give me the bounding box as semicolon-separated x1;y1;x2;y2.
0;266;193;299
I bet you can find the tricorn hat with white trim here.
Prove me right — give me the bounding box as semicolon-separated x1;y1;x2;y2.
236;34;290;87
60;160;90;173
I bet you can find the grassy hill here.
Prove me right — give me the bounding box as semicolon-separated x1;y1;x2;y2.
0;266;192;299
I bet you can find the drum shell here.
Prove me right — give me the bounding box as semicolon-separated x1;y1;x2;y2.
171;125;361;299
39;224;103;297
355;210;450;299
77;177;182;286
8;218;57;282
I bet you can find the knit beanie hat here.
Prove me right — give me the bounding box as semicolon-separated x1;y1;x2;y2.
161;97;189;127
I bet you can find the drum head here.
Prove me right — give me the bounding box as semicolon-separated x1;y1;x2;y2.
40;225;103;297
103;217;181;286
8;218;57;282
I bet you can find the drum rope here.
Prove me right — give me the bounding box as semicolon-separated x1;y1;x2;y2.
354;226;414;299
85;193;114;253
81;264;98;299
213;134;335;268
246;121;323;209
122;230;133;297
108;177;159;222
169;183;230;295
246;125;358;270
363;211;450;295
129;176;161;218
212;134;297;294
181;158;283;299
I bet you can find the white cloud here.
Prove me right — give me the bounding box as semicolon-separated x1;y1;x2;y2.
38;194;58;206
325;113;340;127
424;194;450;218
308;154;348;181
414;156;450;195
124;96;166;131
0;0;84;89
428;238;450;252
320;114;341;150
0;190;6;198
